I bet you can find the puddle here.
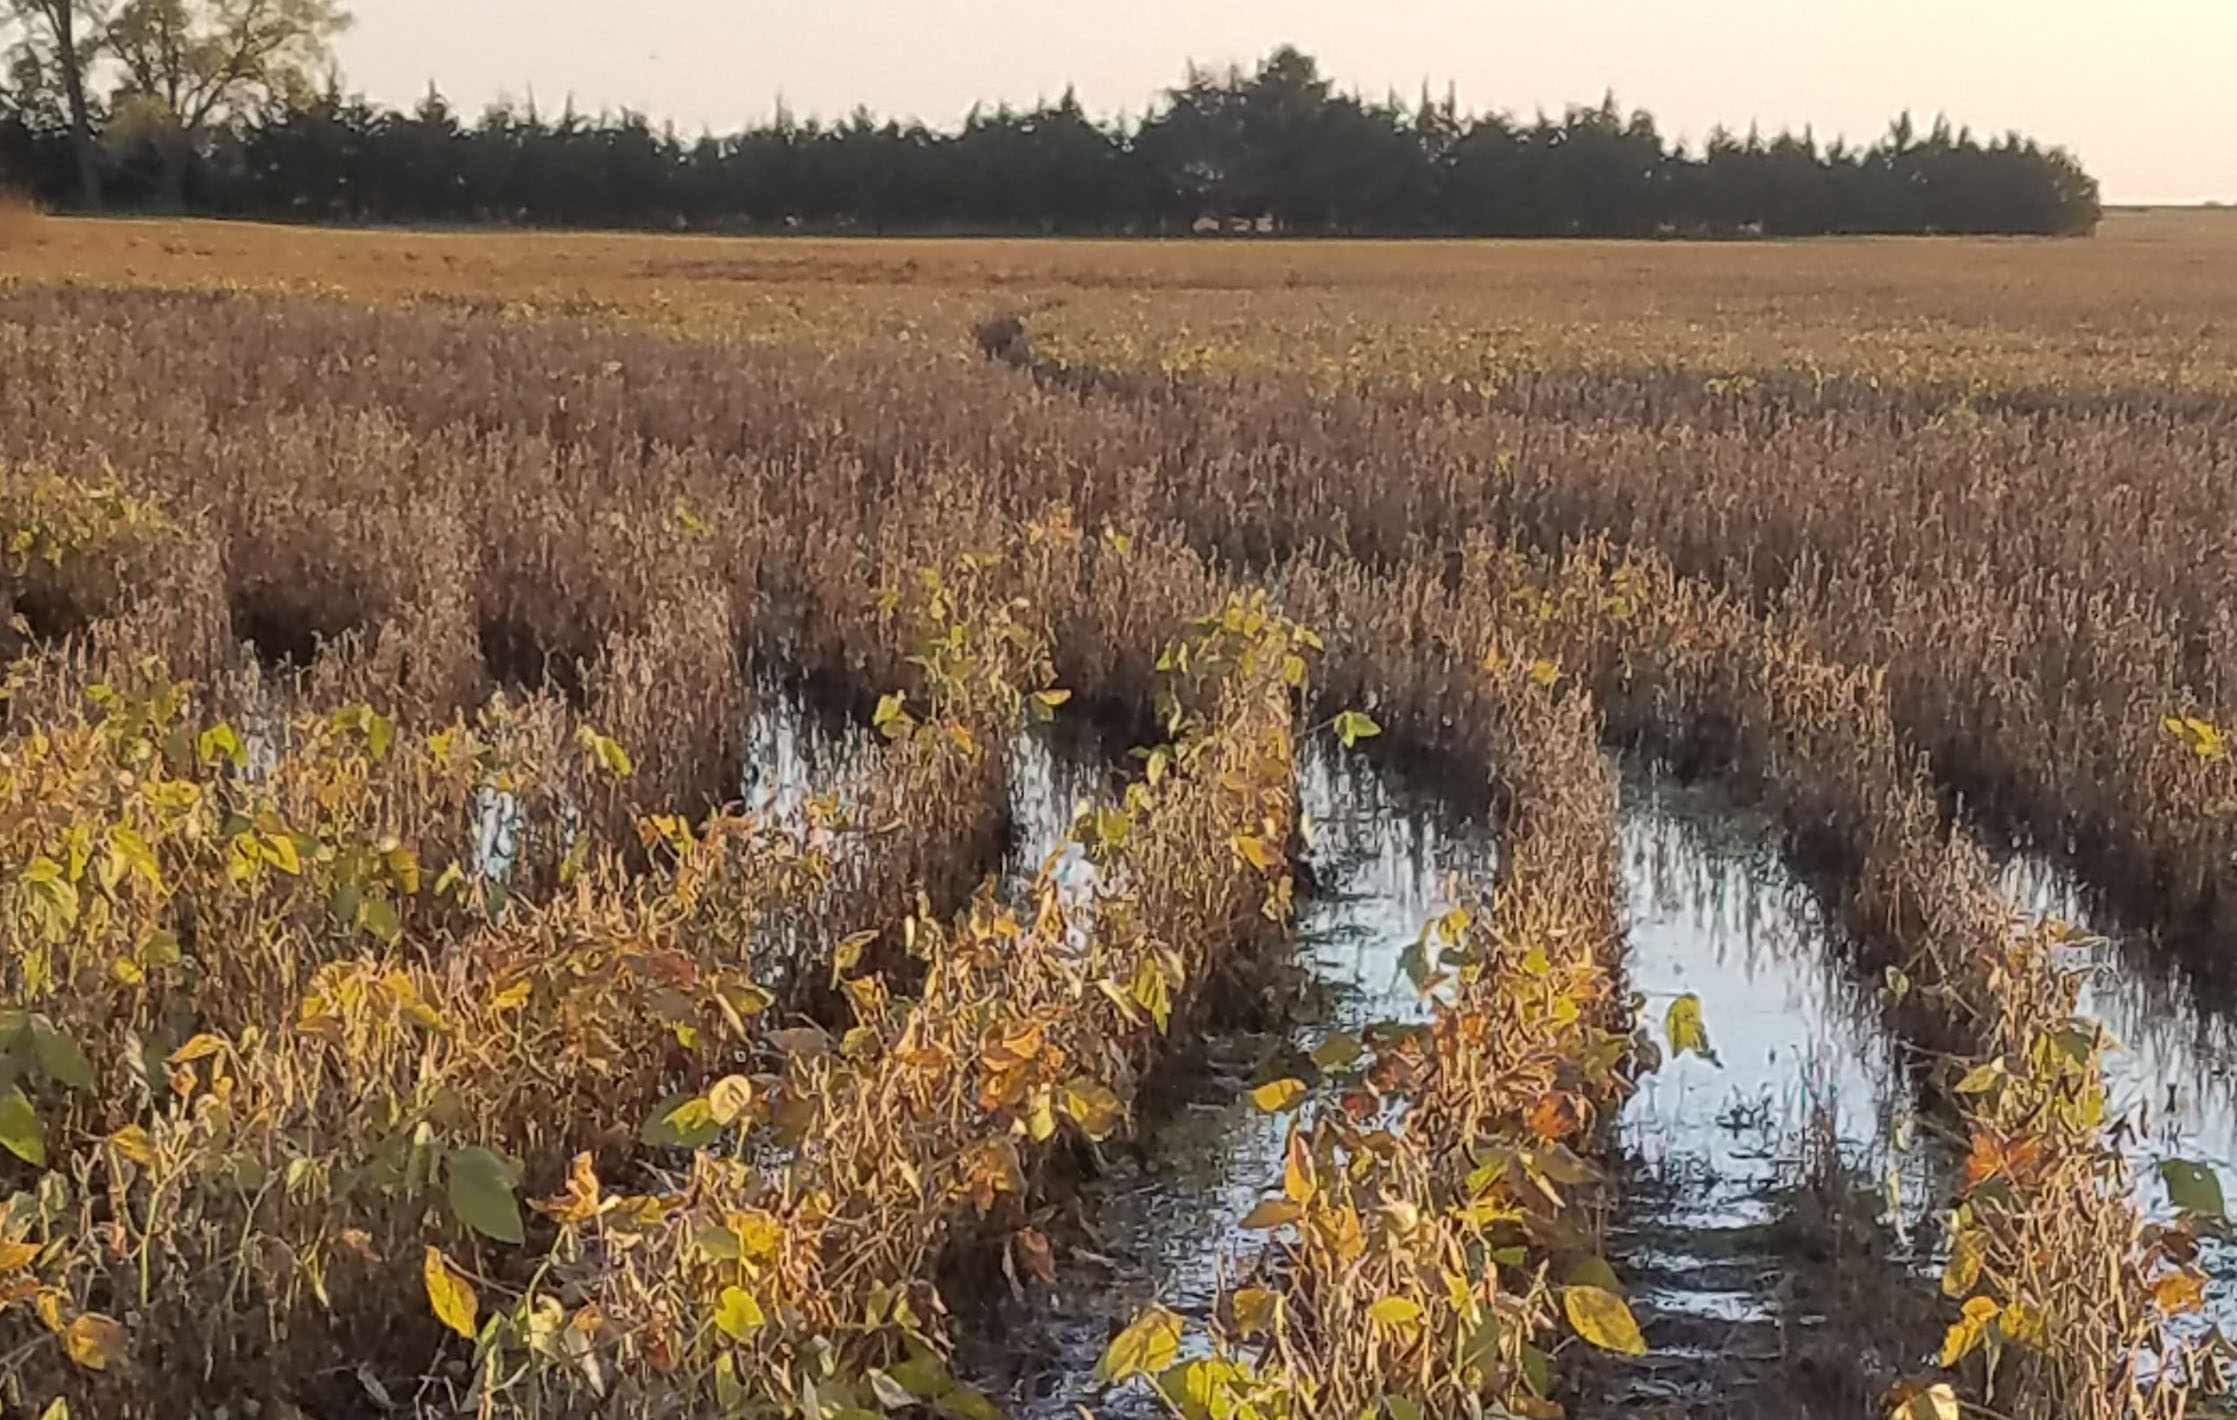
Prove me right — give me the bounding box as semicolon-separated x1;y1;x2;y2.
1594;768;1938;1416
973;744;1499;1415
1000;727;1106;914
1616;769;1916;1252
2000;858;2237;1331
740;669;875;829
974;749;1934;1415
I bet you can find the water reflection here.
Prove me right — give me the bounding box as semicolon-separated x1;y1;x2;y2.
1617;771;1911;1232
988;749;1930;1412
983;744;1499;1415
739;668;874;827
1998;857;2237;1327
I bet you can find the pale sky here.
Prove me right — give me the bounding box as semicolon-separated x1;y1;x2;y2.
337;1;2235;205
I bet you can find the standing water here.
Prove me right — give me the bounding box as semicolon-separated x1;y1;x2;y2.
1588;768;1934;1417
2000;858;2237;1331
978;745;1928;1416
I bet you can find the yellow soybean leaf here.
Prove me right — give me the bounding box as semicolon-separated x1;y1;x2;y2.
0;1087;46;1168
1901;1383;1961;1420
1939;1295;2000;1367
167;1033;228;1066
423;1247;479;1340
1664;995;1717;1064
260;833;302;876
1332;710;1381;748
1563;1285;1647;1356
1231;1286;1281;1338
706;1075;755;1127
1096;1306;1181;1385
1952;1059;2006;1095
1240;1198;1304;1229
1059;1078;1125;1140
714;1286;765;1341
1367;1296;1424;1328
1231;834;1280;871
2000;1299;2048;1347
1249;1078;1307;1113
1940;1228;1985;1299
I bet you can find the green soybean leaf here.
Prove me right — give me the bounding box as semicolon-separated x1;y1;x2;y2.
2161;1159;2226;1219
1663;994;1719;1066
0;1087;45;1167
445;1146;525;1245
29;1017;92;1091
1333;710;1382;749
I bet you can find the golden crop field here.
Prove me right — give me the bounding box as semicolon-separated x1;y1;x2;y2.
2;209;2235;1420
8;207;2237;384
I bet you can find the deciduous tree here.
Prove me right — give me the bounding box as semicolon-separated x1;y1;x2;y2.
4;0;109;206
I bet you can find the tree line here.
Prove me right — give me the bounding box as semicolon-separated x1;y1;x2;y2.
1;11;2103;238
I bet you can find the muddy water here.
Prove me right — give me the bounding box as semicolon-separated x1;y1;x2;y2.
978;745;1928;1416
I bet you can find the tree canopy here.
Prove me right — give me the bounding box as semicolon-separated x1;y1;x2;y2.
0;41;2103;236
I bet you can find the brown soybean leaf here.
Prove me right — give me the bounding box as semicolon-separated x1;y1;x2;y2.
531;1153;603;1224
2155;1268;2208;1315
1241;1198;1304;1229
1012;1227;1057;1284
62;1314;123;1372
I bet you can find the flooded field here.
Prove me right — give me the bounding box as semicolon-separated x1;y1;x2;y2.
2002;859;2237;1335
9;266;2232;1419
936;729;1958;1417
